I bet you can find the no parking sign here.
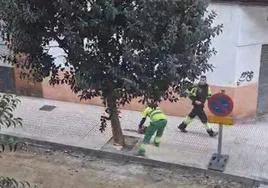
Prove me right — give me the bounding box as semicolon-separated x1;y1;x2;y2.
208;92;234;125
207;90;233;172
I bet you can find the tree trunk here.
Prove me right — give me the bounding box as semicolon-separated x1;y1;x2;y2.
107;94;125;146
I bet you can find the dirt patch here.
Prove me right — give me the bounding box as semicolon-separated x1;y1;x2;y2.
0;147;253;188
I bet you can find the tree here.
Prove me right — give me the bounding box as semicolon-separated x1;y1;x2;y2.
0;94;22;130
0;0;222;146
0;94;23;152
0;176;36;188
0;95;34;187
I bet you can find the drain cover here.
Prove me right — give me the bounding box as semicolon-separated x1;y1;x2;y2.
39;105;56;111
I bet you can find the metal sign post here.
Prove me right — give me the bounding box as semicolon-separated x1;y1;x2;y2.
207;90;233;172
218;124;223;156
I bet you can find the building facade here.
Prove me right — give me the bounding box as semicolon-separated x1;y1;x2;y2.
1;1;268;120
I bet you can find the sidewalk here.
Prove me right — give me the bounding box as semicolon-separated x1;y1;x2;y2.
1;96;268;184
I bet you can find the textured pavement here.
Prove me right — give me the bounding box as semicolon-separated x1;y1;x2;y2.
1;96;268;184
1;97;112;150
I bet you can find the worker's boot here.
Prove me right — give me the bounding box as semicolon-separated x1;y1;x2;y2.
178;122;188;133
138;148;145;156
154;137;161;147
207;129;218;137
138;145;146;156
154;142;160;147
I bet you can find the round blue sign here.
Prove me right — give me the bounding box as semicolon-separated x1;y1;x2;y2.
208;93;233;117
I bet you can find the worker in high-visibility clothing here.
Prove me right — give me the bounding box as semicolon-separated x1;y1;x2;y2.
138;102;167;156
178;75;218;137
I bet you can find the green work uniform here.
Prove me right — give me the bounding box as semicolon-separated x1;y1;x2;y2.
138;107;167;156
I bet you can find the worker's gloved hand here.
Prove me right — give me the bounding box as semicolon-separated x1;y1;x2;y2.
138;126;147;134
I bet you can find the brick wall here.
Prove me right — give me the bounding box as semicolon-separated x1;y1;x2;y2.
13;67;43;97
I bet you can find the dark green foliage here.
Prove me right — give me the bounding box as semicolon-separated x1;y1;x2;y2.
0;134;25;152
0;94;22;129
0;176;37;188
0;94;24;152
0;0;222;144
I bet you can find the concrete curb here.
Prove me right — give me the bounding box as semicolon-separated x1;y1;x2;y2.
0;133;263;187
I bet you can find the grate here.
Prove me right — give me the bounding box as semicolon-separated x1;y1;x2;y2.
39;105;56;112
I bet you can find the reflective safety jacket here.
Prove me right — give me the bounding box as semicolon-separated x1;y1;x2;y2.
142;107;167;122
187;84;212;104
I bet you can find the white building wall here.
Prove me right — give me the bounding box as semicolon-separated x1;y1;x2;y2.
238;6;268;46
206;3;241;87
207;3;268;88
235;6;268;86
